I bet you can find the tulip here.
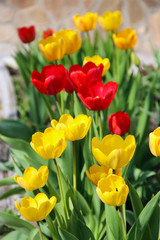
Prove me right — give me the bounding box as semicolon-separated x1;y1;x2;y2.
14;166;49;191
31;64;67;95
54;29;81;55
17;25;36;44
73;12;98;32
78;81;118;111
15;193;57;222
85;164;112;186
51;114;92;141
149;127;160;157
83;55;110;76
108;111;130;136
30;128;67;160
98;11;122;31
43;28;54;39
112;28;137;50
69;62;103;91
39;36;65;61
92;134;136;169
96;175;129;206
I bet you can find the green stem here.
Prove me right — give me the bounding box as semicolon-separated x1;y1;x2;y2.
68;54;72;66
55;95;62;116
116;47;120;84
60;91;64;114
42;94;56;120
45;215;60;240
72;141;77;201
119;206;127;240
37;221;43;240
53;158;68;226
98;110;102;141
28;43;34;72
126;49;130;81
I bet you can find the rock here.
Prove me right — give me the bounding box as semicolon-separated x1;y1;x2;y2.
149;10;160;50
0;4;14;23
128;0;146;24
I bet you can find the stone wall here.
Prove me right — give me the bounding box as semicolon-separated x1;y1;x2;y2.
0;0;160;60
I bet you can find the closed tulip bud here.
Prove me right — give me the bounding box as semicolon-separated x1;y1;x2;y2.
92;134;136;169
108;111;130;136
30;128;67;160
112;28;137;50
54;29;81;55
15;193;57;222
98;11;122;31
96;175;129;206
17;25;35;43
131;52;140;67
73;12;98;32
85;164;112;186
39;36;65;61
51;114;92;141
83;55;110;76
149;127;160;157
14;166;49;191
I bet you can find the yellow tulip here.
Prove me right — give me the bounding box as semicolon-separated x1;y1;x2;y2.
85;164;112;186
15;193;57;222
96;174;129;206
39;36;65;61
51;114;92;141
149;127;160;157
73;12;98;32
92;134;136;169
14;166;49;191
112;28;137;50
83;55;110;76
54;29;81;55
99;11;122;31
30;128;67;160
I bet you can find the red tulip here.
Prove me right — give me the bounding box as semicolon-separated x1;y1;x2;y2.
31;64;67;95
78;81;118;111
108;111;130;136
17;25;35;43
43;28;54;39
68;62;103;91
64;71;77;93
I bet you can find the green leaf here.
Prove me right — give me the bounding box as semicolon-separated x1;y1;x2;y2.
1;230;27;240
127;191;160;240
0;177;16;187
0;212;34;235
0;187;25;200
58;227;79;240
105;205;125;240
0;119;33;141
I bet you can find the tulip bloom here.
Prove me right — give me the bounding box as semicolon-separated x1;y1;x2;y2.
112;28;137;50
96;175;129;206
43;28;54;39
17;25;35;44
92;134;136;169
39;36;65;61
69;62;103;91
98;11;122;31
14;166;49;191
86;164;112;186
31;64;67;95
83;55;110;76
78;81;118;111
51;114;92;141
31;128;67;160
73;12;98;32
149;127;160;157
54;29;81;55
108;111;130;136
15;193;57;222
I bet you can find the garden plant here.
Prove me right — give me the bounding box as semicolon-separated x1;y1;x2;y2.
0;10;160;240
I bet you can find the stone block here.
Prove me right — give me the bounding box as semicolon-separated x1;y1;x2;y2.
0;4;14;23
7;0;36;9
129;0;146;24
98;0;123;15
